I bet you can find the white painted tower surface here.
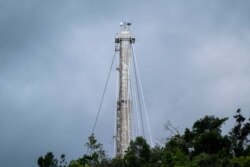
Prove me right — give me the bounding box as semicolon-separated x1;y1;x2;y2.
115;22;135;157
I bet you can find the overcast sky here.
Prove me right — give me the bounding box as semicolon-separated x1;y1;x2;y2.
1;0;250;166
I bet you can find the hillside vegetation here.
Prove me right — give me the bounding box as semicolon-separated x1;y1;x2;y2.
38;109;250;167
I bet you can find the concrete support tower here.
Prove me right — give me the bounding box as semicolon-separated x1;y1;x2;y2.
115;22;135;157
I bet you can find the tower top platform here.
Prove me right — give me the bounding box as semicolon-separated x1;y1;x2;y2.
115;21;135;43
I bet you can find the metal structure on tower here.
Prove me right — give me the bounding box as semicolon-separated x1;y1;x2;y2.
115;21;135;157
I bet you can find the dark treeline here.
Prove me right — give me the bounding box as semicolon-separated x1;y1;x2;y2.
38;108;250;167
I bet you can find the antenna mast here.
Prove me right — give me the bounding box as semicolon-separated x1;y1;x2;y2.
115;21;135;157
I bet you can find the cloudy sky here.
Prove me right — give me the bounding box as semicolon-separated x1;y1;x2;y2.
1;0;250;166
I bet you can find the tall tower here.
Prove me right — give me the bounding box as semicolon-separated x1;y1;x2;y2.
115;22;135;157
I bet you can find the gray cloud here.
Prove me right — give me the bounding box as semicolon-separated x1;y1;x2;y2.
1;0;250;166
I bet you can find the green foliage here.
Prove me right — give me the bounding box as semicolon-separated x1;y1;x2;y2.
229;108;250;157
192;116;228;135
80;133;107;167
165;135;188;154
193;153;234;167
184;115;229;156
232;156;250;167
124;136;151;167
150;144;164;166
161;148;196;167
37;152;64;167
161;150;174;167
59;154;67;167
86;134;102;152
194;131;224;154
68;160;84;167
86;133;106;160
61;134;108;167
37;109;250;167
110;157;126;167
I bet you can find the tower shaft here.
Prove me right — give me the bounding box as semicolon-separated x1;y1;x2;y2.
115;22;135;157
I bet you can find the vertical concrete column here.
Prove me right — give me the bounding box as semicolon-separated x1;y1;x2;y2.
115;22;135;157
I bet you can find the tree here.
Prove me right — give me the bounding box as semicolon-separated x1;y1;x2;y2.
149;144;163;166
124;136;151;167
38;109;250;167
194;131;226;155
59;154;67;167
183;115;229;156
161;150;174;167
232;156;250;167
68;160;84;167
110;157;126;167
192;115;228;135
37;152;58;167
229;108;250;157
69;133;108;167
67;134;108;167
165;134;189;154
193;153;235;167
163;136;195;167
85;133;106;165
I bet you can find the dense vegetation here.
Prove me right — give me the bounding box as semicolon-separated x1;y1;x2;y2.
38;109;250;167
